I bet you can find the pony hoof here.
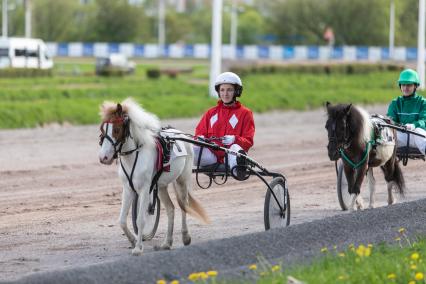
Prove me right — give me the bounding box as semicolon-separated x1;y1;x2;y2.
183;235;191;246
131;247;143;256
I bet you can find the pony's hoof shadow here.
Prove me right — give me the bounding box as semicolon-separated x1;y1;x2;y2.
154;244;171;251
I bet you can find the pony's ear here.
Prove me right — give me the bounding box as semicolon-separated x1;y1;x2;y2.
345;104;352;114
325;101;331;109
116;103;123;115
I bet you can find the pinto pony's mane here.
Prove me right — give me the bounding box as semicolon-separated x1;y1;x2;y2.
327;103;372;146
100;98;161;147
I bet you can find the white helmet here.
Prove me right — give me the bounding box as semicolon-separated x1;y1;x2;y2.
214;72;243;97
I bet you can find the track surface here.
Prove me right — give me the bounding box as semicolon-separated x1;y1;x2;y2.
1;105;425;281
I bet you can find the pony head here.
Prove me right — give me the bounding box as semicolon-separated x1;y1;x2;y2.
325;102;353;161
98;98;160;165
98;102;130;164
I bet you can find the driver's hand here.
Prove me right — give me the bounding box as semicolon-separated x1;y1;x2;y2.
406;124;416;131
222;135;235;145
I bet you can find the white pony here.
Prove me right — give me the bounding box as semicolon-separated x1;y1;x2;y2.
98;98;210;255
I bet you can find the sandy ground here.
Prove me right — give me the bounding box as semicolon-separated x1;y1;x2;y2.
1;105;425;282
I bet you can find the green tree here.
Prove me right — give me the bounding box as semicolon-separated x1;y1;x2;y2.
33;0;78;41
94;0;143;42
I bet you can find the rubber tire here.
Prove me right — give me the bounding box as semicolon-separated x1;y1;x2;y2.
264;177;290;230
132;194;160;241
337;160;353;211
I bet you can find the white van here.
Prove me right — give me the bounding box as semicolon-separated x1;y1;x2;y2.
0;37;53;69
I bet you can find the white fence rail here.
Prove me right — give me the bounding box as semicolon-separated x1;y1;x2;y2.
47;42;420;62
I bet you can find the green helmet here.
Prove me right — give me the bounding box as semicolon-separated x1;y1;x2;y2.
398;69;420;86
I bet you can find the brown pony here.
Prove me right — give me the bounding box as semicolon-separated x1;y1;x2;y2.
325;102;405;210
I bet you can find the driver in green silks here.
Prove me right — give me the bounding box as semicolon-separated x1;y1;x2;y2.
387;69;426;154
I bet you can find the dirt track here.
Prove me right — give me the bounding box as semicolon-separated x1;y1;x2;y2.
1;105;425;281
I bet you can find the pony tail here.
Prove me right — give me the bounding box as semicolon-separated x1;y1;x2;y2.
172;182;210;224
393;161;405;196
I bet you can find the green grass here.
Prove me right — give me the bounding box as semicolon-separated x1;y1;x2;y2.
180;230;426;284
0;58;407;129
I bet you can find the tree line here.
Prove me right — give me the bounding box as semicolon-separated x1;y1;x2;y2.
0;0;420;46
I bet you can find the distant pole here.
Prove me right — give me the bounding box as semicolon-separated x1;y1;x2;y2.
230;0;237;59
418;0;425;89
2;0;7;38
389;0;395;59
209;0;223;97
158;0;166;57
24;0;31;38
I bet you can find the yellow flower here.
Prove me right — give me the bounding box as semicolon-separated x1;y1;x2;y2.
156;280;166;284
398;228;406;234
338;253;345;257
271;265;281;272
411;264;417;270
249;264;257;270
199;272;208;280
408;281;416;284
365;247;372;257
170;280;179;284
188;273;200;281
367;244;373;248
415;272;424;280
321;247;328;253
411;253;420;261
387;273;396;280
207;271;218;277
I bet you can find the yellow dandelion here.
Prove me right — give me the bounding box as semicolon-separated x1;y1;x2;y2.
249;264;257;270
271;265;281;272
365;247;372;257
207;271;218;277
338;253;345;257
408;281;416;284
199;272;208;280
398;228;406;234
411;264;417;270
415;272;424;281
321;247;328;253
356;245;366;257
411;253;420;261
170;280;179;284
367;243;373;248
188;273;200;281
156;280;166;284
387;273;396;280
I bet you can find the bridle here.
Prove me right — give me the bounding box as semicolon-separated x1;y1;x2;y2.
327;116;352;152
99;116;132;159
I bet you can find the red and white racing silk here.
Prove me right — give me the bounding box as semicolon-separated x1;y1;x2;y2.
195;100;255;162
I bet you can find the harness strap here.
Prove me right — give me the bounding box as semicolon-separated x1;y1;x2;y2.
339;141;373;169
120;151;140;194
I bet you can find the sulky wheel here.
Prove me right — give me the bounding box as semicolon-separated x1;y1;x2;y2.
264;177;290;230
132;193;160;241
336;160;353;211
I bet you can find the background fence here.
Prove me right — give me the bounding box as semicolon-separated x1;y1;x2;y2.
46;42;420;62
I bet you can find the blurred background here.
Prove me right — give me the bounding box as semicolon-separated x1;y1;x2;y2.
0;0;423;128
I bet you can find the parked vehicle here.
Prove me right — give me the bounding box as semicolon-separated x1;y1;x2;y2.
95;53;135;76
0;37;53;69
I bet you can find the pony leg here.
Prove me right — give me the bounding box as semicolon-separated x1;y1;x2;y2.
132;189;150;256
173;180;191;246
387;181;396;205
367;169;376;209
155;185;174;250
119;187;136;247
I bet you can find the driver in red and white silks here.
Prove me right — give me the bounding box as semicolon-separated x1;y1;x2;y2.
194;72;255;169
387;69;426;155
